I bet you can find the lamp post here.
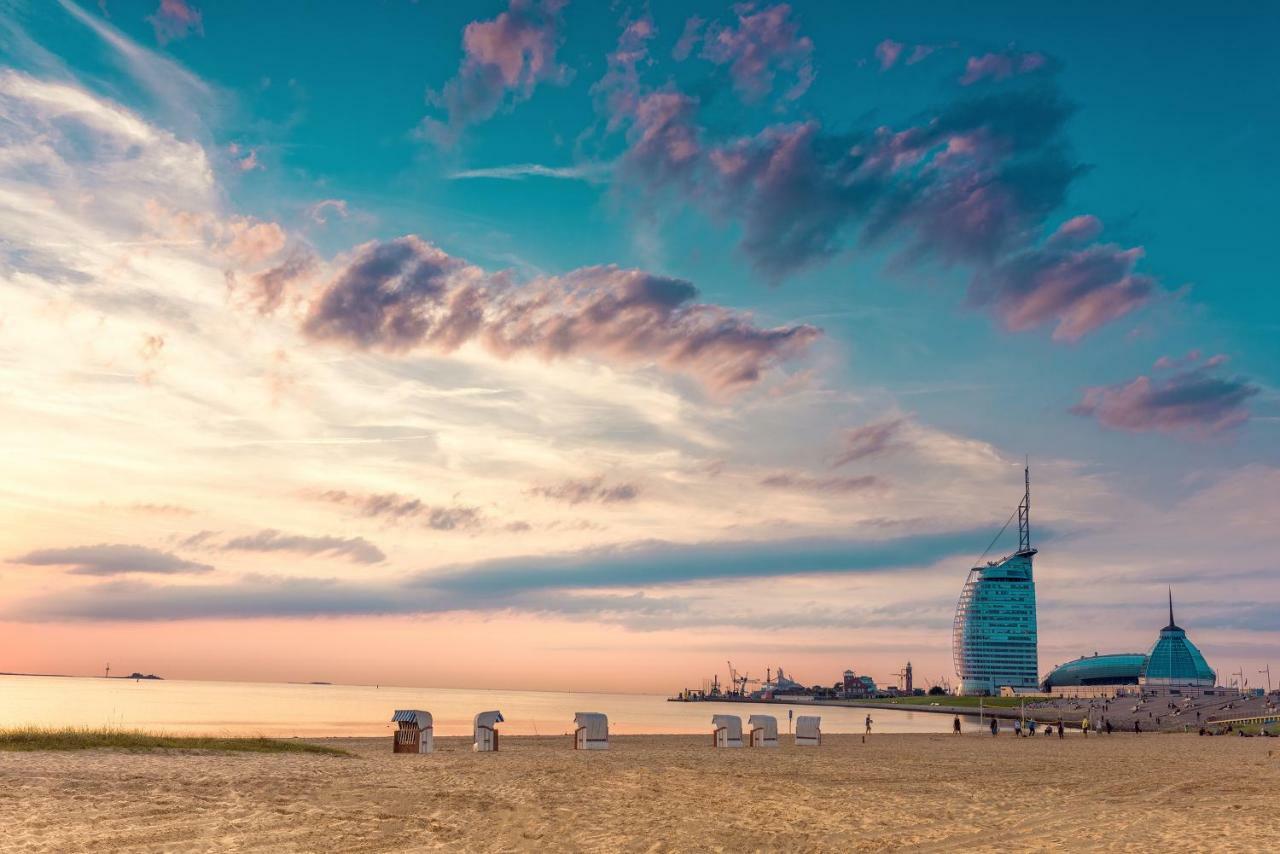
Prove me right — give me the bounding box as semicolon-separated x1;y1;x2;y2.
1260;665;1272;694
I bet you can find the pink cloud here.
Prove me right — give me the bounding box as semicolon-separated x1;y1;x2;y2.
875;39;904;71
960;50;1047;86
148;0;203;44
972;223;1157;342
832;418;907;467
302;236;820;395
224;219;286;265
625;91;703;185
1049;214;1103;246
593;21;1148;343
422;0;568;145
907;44;935;65
1072;355;1258;437
672;16;705;61
226;143;262;173
235;247;315;315
592;14;657;131
701;4;814;102
308;199;349;224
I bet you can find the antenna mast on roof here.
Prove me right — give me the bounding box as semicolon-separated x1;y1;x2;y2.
1017;461;1032;553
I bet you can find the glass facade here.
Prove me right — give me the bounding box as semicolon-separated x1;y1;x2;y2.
1143;624;1215;687
953;467;1039;696
953;551;1039;695
1042;653;1147;689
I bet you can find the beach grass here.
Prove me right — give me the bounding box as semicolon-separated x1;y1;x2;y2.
0;727;350;756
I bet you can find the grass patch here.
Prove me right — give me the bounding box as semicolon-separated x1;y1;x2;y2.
0;727;350;756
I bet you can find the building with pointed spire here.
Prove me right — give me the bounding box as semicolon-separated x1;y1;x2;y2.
1041;590;1217;694
952;466;1039;695
1141;590;1216;688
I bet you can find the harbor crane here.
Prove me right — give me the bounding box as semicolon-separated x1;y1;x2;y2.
725;661;759;697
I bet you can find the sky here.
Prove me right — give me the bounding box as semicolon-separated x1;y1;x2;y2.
0;0;1276;694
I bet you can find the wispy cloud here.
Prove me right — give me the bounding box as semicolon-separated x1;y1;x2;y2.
528;477;639;505
833;418;906;466
7;530;987;622
759;472;884;494
698;3;814;102
875;38;903;71
57;0;215;134
420;0;569;146
447;162;612;182
10;543;213;576
418;531;985;595
960;50;1048;86
315;490;483;531
220;530;386;564
307;198;348;224
971;215;1156;341
592;20;1158;341
301;236;820;395
147;0;203;44
1072;354;1259;437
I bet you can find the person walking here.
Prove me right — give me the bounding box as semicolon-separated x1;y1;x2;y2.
1134;720;1141;735
1014;719;1022;738
1081;716;1089;738
1105;718;1113;735
1028;719;1037;736
865;715;873;735
953;715;962;735
1057;720;1064;738
990;717;999;737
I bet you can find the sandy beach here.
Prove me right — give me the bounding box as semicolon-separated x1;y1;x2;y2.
4;733;1278;852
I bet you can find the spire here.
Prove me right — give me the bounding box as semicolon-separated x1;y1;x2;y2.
1017;462;1032;553
1165;587;1181;631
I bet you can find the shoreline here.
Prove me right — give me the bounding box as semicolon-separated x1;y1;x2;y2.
670;692;1280;733
670;695;1073;722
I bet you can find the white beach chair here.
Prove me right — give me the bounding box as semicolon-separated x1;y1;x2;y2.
748;714;779;747
795;715;822;745
573;712;609;750
391;709;433;754
712;714;744;748
473;710;504;752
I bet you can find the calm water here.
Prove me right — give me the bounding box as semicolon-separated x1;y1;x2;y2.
0;675;971;737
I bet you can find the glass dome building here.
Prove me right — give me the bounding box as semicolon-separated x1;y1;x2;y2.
953;468;1039;695
1041;592;1216;690
1042;653;1146;690
1141;592;1216;688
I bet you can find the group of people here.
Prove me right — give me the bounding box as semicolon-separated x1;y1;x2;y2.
955;714;1137;736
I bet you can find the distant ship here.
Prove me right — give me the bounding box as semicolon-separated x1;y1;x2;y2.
759;667;804;694
952;466;1039;696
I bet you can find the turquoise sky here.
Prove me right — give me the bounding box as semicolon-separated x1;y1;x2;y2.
0;1;1274;690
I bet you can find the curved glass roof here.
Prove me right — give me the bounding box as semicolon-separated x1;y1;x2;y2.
1142;627;1215;685
1043;594;1216;689
1043;653;1146;688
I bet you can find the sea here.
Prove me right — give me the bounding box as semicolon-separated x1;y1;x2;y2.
0;675;976;737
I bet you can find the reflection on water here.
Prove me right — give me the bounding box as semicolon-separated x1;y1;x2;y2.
0;675;969;737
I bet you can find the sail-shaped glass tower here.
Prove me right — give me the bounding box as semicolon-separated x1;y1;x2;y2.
952;467;1039;695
